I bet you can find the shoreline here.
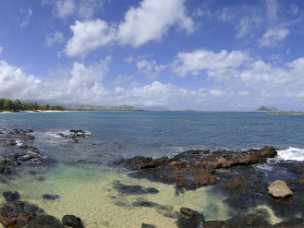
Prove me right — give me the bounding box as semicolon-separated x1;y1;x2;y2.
1;125;304;227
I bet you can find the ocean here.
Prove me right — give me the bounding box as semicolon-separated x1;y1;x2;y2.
0;111;303;227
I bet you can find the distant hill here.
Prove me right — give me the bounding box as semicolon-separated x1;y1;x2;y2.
257;106;279;112
66;104;144;112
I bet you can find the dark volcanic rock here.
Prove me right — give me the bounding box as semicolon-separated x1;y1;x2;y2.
25;215;64;228
131;199;177;219
177;207;205;228
62;215;84;228
0;201;45;227
0;200;66;228
42;194;60;201
119;146;277;190
3;191;20;202
113;180;159;195
141;223;156;228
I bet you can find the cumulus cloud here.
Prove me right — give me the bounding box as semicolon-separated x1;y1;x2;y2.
45;31;65;47
173;48;304;106
117;0;193;47
2;48;304;110
65;0;193;58
65;19;116;57
0;58;109;104
259;27;289;47
0;60;41;99
174;49;249;76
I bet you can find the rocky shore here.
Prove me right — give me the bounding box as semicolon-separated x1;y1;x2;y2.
1;127;304;227
0;128;55;183
117;146;304;227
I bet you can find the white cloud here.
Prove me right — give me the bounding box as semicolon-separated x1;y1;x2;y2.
65;0;193;57
265;0;279;21
134;58;167;78
46;31;65;47
78;0;106;19
20;8;33;28
172;48;304;107
0;60;41;99
2;49;304;110
0;58;110;104
174;49;249;76
117;0;193;47
259;28;289;47
65;19;116;57
55;0;76;18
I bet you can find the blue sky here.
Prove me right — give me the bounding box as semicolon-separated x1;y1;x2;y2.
0;0;304;111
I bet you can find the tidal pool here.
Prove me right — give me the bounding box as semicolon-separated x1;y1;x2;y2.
0;164;229;228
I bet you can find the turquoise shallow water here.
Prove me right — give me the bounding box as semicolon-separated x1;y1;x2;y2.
0;111;303;227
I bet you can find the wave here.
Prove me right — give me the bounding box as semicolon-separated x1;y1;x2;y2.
277;147;304;161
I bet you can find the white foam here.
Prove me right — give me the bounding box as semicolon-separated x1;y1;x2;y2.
277;147;304;161
15;139;24;147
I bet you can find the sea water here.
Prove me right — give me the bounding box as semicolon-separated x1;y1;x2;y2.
0;111;304;227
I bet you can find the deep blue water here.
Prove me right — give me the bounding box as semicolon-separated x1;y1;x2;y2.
1;111;304;164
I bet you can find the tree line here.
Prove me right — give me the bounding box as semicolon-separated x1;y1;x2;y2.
0;98;64;112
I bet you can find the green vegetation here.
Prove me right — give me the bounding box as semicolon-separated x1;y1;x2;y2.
0;98;64;112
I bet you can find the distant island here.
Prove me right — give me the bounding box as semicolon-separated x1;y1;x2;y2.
66;104;144;112
256;106;279;112
257;106;304;116
0;98;64;112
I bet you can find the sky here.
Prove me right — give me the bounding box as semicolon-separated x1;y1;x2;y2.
0;0;304;111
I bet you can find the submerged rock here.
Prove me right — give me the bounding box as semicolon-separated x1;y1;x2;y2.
62;215;84;228
177;207;205;228
141;223;156;228
268;180;293;198
2;191;20;202
42;194;60;201
112;180;159;195
24;215;64;228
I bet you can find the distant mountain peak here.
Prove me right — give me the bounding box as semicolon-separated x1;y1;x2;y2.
257;106;279;112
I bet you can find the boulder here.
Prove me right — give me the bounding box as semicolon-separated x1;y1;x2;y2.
268;180;293;198
62;215;84;228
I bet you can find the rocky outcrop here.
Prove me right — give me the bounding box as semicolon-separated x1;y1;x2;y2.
177;207;304;228
268;180;293;198
56;130;91;143
0;193;84;228
119;146;277;189
0;129;55;182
